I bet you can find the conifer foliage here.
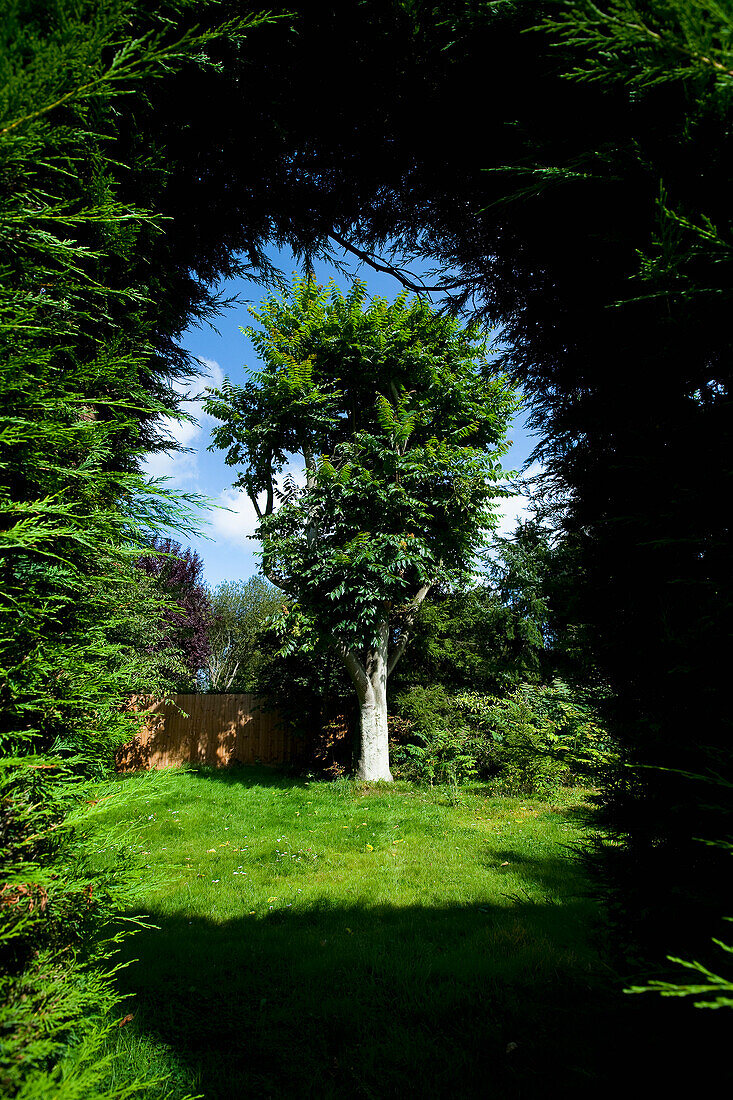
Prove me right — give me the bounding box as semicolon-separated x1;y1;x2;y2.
0;2;269;1093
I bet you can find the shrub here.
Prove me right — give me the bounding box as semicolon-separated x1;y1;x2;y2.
389;685;488;786
390;680;612;795
391;722;485;786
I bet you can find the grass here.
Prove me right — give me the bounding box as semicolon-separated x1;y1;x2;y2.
80;768;653;1097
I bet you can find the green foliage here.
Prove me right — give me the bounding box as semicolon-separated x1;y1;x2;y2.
541;0;733;92
625;801;733;1011
203;576;282;691
390;679;611;796
0;2;273;1093
392;519;600;697
389;684;484;785
391;723;485;788
627;934;733;1010
391;584;534;695
0;761;176;1098
207;277;517;779
536;0;733;303
474;681;612;798
206;276;518;654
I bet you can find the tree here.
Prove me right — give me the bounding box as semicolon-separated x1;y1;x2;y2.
391;587;510;694
391;572;548;698
206;278;517;780
204;576;280;691
137;538;211;688
0;3;283;1091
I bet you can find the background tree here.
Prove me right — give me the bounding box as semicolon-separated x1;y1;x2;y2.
136;538;211;689
203;576;281;691
391;587;511;694
391;515;596;695
206;278;517;780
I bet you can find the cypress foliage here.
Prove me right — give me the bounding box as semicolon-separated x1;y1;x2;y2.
0;2;269;1092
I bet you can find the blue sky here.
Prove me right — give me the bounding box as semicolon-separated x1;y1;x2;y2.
144;244;539;586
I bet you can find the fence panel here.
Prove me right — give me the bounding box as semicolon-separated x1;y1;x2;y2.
116;694;295;771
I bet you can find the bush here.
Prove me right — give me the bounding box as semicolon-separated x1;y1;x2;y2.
390;721;486;786
486;680;614;795
0;769;159;1098
389;686;484;785
390;680;612;795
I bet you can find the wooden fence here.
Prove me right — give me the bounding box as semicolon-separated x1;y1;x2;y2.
115;694;297;772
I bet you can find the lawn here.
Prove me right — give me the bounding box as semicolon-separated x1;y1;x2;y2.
83;767;627;1098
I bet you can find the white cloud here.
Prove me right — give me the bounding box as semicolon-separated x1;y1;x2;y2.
494;460;544;539
209;488;260;544
142;357;225;487
142;447;199;483
181;357;225;428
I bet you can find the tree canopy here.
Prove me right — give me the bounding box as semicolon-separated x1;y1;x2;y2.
136;538;211;688
203;576;281;691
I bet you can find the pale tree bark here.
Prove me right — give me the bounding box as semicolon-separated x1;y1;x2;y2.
337;584;432;782
205;641;239;692
360;621;391;781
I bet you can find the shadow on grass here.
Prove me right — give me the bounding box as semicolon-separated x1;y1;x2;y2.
107;772;731;1097
112;895;731;1100
542;801;598;824
116;900;602;1099
182;764;310;789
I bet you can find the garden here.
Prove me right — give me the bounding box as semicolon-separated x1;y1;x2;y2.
2;2;732;1097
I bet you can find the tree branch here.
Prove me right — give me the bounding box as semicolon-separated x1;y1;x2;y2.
387;582;433;677
249;449;275;520
224;659;240;691
334;638;369;701
303;444;315;473
261;565;294;594
329;232;465;297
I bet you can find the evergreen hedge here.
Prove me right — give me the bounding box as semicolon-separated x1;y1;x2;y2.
0;2;268;1091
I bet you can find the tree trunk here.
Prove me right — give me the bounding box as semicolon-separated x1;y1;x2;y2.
356;620;392;782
